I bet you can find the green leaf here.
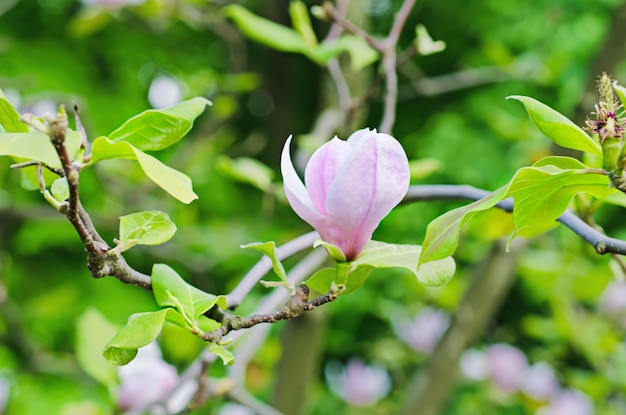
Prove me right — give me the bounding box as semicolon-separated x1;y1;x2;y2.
419;184;511;267
305;266;372;295
313;240;347;262
311;35;379;71
509;158;611;237
289;1;317;49
108;97;211;151
224;4;307;53
0;130;83;168
50;178;69;202
216;156;274;191
0;90;28;133
209;343;235;366
103;309;170;366
355;241;456;286
507;95;602;157
118;211;177;252
90;137;198;204
152;264;226;320
75;308;119;385
241;241;288;281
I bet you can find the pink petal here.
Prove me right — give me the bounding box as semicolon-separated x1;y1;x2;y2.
281;136;326;228
325;129;410;259
304;136;351;215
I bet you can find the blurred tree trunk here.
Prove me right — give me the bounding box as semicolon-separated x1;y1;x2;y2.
271;308;326;415
400;239;524;415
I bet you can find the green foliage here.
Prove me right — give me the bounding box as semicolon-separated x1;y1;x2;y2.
103;309;171;366
90;137;197;203
224;4;378;70
508;95;603;156
241;241;287;281
0;130;83;169
75;308;119;386
0;89;28;133
107;97;211;151
117;211;177;252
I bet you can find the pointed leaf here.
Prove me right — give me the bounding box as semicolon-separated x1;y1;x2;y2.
355;241;456;286
209;343;235;366
216;156;274;191
419;184;511;267
108;97;211;151
509;160;611;237
90;137;198;203
0;90;28;132
224;4;307;53
76;308;119;385
310;35;379;70
507;95;602;156
289;0;317;49
0;130;83;168
152;264;226;320
118;211;177;252
242;241;287;281
103;309;170;366
614;83;626;109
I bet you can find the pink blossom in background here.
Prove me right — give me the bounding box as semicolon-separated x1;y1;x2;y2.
392;307;450;353
117;342;196;414
459;349;488;380
281;128;410;260
486;343;529;392
521;362;560;401
599;281;626;314
325;358;391;407
536;389;594;415
0;376;9;414
82;0;145;7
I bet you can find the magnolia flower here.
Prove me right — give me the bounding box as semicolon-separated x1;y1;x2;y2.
486;343;528;392
392;307;450;353
325;359;391;407
281;128;410;260
117;342;196;414
521;362;559;401
536;389;594;415
459;349;488;380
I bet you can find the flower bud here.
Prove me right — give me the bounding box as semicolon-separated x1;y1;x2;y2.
281;128;410;260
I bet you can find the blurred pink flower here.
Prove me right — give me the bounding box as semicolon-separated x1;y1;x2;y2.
281;128;410;260
0;376;9;414
392;307;450;353
325;359;391;407
459;349;488;380
521;362;559;401
536;389;594;415
486;343;528;392
117;342;195;414
599;281;626;314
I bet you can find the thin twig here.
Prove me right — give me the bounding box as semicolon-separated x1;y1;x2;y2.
404;184;626;255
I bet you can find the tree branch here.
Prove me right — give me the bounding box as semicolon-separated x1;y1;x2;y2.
403;184;626;255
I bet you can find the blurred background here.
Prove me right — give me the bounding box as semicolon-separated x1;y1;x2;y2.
2;0;626;414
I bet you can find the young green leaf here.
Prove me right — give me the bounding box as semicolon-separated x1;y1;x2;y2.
419;184;511;267
0;90;28;133
507;95;602;157
76;308;119;386
50;177;69;202
108;97;211;152
103;309;170;366
216;156;275;192
355;241;456;286
224;4;307;53
289;0;317;49
0;130;83;168
90;137;198;204
118;211;177;252
304;266;373;295
311;35;379;71
241;241;288;281
152;264;226;320
614;83;626;108
209;343;235;366
509;160;612;237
